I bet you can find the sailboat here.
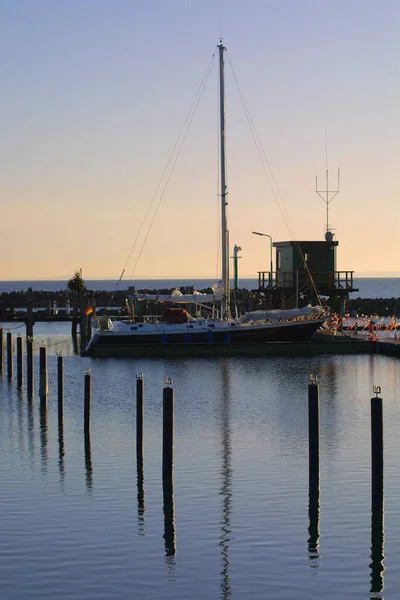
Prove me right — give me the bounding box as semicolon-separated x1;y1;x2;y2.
85;41;327;357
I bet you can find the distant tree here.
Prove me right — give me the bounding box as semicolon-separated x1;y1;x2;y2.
67;269;86;296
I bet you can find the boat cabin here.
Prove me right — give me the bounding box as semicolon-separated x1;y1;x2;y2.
163;308;191;324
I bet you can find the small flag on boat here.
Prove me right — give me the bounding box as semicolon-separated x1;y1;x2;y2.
84;305;93;316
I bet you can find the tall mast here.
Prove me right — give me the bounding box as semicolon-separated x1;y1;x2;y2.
218;40;230;318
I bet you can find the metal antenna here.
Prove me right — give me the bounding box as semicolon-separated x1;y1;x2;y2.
316;167;340;236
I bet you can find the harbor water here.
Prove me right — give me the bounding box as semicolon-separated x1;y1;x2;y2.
0;322;399;598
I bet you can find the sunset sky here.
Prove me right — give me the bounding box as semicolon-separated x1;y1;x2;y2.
0;0;399;281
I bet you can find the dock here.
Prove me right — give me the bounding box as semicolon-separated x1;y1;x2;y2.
314;329;400;358
81;329;400;358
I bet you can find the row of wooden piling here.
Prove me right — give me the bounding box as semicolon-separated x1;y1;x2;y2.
0;327;385;493
308;377;384;502
135;374;174;480
308;378;384;593
0;330;175;478
0;330;34;390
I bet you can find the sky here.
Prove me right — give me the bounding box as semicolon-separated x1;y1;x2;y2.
0;0;399;281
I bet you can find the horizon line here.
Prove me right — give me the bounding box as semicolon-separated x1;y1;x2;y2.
1;272;400;282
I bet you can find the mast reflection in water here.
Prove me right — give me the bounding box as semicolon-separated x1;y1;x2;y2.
219;359;232;600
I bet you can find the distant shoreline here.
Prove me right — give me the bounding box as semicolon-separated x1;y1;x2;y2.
0;277;398;300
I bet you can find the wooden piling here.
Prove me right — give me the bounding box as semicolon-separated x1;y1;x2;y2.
162;381;174;480
57;353;64;421
370;386;384;594
39;346;48;400
84;369;92;432
7;332;12;380
26;289;34;339
27;337;34;400
371;389;384;503
16;336;23;388
136;374;144;460
308;377;320;480
0;327;3;373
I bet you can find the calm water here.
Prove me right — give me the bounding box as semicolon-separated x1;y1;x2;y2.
0;277;399;298
0;322;399;598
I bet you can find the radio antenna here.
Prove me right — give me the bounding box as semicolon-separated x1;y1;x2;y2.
316;167;340;236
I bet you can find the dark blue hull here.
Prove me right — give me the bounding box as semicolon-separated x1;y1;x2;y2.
85;319;326;357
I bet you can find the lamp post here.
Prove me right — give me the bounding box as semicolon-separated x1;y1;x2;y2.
232;245;242;290
252;231;273;277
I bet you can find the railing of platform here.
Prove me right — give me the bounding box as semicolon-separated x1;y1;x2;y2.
257;271;356;291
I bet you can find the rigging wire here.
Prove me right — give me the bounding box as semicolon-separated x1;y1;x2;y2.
127;50;216;280
128;53;215;281
226;54;324;305
104;51;216;314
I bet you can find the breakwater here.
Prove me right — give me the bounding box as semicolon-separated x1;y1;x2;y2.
0;288;261;320
1;288;400;321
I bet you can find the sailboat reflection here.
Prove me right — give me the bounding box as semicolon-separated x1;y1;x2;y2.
219;359;232;600
307;473;320;567
370;489;385;596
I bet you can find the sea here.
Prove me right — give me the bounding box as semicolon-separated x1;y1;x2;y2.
0;277;399;298
0;287;399;598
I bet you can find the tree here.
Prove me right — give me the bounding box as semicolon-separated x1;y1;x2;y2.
67;269;86;295
67;269;86;337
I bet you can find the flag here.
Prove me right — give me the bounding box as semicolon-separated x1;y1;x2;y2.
84;305;93;316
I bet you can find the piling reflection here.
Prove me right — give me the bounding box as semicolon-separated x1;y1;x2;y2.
136;455;145;534
27;399;35;466
219;359;232;600
162;477;176;571
307;474;320;567
58;414;65;489
39;400;48;474
17;389;24;453
370;490;385;597
84;430;93;493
